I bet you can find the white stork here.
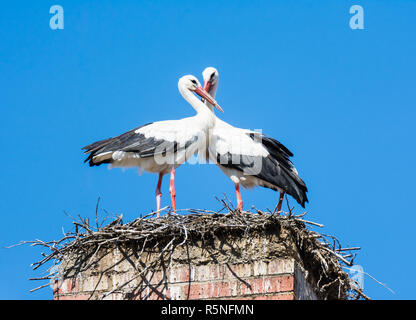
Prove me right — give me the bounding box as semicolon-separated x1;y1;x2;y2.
83;75;223;216
202;67;308;212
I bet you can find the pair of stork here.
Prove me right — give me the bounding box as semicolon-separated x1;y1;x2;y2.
83;67;308;216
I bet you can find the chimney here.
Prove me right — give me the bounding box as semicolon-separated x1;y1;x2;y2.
46;209;360;300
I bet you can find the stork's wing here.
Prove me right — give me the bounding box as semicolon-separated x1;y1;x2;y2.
209;126;308;207
83;120;202;167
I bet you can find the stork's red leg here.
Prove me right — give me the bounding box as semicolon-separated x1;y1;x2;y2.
155;173;163;217
277;192;285;213
169;168;177;214
235;183;243;213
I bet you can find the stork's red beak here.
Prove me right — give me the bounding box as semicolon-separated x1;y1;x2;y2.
204;81;212;94
194;87;224;113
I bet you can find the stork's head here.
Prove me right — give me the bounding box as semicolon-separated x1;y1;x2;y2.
178;75;202;92
178;75;223;112
202;67;219;95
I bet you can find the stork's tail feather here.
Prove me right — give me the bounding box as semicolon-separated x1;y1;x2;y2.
260;157;308;208
282;166;308;208
256;135;308;207
82;137;115;167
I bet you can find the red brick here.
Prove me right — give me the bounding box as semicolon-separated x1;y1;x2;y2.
169;284;186;300
67;278;78;292
217;281;238;297
145;270;165;284
55;295;90;300
130;285;169;300
224;264;251;279
239;275;294;296
268;259;294;275
252;261;268;276
144;289;170;300
188;283;209;299
272;275;294;292
169;266;192;283
52;257;316;301
194;265;222;282
188;281;238;299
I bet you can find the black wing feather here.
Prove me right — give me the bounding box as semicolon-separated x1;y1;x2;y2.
215;133;308;207
82;123;167;166
82;123;199;167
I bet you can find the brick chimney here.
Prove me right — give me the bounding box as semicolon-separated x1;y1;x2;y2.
51;213;351;300
54;255;316;300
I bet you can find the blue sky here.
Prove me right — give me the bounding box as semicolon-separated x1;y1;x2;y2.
1;1;415;299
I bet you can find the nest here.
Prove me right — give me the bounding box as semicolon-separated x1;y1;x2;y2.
20;198;368;300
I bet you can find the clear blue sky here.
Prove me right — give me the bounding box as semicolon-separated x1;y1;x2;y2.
1;0;415;300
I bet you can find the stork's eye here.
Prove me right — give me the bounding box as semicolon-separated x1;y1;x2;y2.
210;73;216;80
191;79;197;84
